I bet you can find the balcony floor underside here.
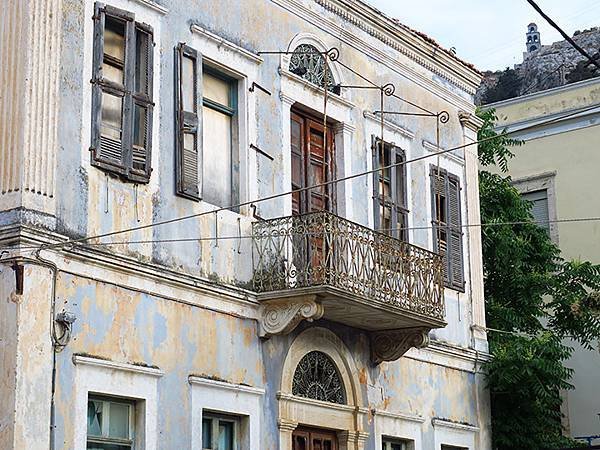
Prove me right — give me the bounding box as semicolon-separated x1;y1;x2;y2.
256;285;446;332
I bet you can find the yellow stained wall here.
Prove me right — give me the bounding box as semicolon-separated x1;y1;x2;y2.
489;78;600;442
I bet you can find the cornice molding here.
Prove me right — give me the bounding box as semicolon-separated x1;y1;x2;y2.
188;376;265;395
372;409;426;423
190;24;263;64
73;355;164;377
459;111;484;133
363;111;415;140
132;0;168;15
432;418;480;433
271;0;480;105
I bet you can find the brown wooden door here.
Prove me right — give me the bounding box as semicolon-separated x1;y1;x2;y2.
290;110;335;282
290;111;335;215
292;427;338;450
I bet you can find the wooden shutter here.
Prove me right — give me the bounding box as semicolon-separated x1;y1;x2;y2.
431;166;464;291
447;174;464;290
90;3;133;175
291;112;305;215
430;166;449;285
175;43;201;200
127;22;154;183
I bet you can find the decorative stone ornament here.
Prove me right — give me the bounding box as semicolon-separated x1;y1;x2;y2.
292;351;346;404
370;327;431;364
259;295;324;338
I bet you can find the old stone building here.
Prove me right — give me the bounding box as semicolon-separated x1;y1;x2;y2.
0;1;489;449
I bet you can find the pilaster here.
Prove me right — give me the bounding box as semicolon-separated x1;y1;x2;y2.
459;111;488;352
0;259;55;449
0;0;62;219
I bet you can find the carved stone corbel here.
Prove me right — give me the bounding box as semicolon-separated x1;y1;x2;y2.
259;295;324;338
370;327;431;364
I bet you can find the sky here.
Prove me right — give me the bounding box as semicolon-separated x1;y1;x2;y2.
366;0;600;71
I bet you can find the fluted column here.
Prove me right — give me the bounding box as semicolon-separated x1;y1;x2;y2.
0;0;62;217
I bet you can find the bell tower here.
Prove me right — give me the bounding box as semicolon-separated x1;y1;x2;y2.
526;23;541;52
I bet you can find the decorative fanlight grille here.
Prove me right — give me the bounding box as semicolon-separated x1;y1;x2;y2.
292;351;346;404
289;44;335;91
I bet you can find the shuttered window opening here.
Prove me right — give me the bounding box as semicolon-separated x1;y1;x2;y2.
175;43;201;200
430;166;465;292
202;68;237;208
372;136;409;242
91;2;154;184
522;189;550;233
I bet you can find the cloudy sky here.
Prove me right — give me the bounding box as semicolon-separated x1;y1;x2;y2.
366;0;600;71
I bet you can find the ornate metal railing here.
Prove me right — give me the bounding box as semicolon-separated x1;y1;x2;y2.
252;211;445;320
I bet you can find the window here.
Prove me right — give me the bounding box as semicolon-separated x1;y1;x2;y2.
91;3;154;183
522;189;549;232
372;137;409;241
292;351;346;405
441;446;467;450
175;43;201;200
87;396;135;449
293;427;338;450
202;67;237;207
202;413;239;450
383;438;411;450
431;167;464;291
289;44;337;92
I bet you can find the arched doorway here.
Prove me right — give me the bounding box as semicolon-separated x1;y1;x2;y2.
278;328;368;450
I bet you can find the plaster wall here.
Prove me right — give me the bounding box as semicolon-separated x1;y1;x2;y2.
0;0;490;448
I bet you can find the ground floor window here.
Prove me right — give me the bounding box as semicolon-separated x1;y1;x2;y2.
87;395;135;449
292;426;338;450
441;446;468;450
383;437;411;450
202;412;240;450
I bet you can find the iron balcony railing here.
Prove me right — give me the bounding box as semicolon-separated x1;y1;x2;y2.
252;210;445;320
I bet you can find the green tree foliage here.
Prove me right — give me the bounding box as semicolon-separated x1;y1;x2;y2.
482;69;524;105
477;109;600;450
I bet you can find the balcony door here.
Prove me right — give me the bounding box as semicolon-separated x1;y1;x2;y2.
292;427;338;450
290;109;335;283
290;110;335;215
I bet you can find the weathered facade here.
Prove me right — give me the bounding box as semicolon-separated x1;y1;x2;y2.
0;1;490;449
488;77;600;446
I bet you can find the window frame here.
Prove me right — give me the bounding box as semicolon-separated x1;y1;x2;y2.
382;437;412;450
430;165;465;292
201;411;241;450
90;2;154;184
86;394;136;449
201;64;239;209
372;136;409;241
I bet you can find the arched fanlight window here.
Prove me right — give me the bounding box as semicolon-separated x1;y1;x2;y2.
289;44;336;92
292;351;346;404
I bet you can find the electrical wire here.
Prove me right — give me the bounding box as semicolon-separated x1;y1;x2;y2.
1;101;598;253
3;216;600;253
525;0;600;71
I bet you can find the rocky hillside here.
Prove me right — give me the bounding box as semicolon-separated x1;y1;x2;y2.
476;27;600;105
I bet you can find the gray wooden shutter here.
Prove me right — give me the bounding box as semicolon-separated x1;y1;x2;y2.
90;2;131;175
430;166;450;285
447;174;465;291
175;43;201;200
127;22;154;183
372;135;380;230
